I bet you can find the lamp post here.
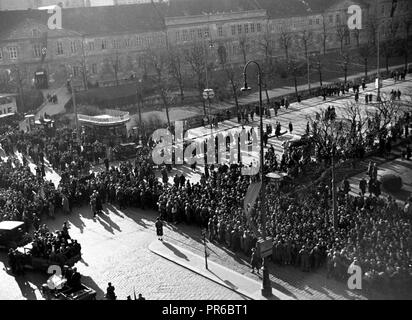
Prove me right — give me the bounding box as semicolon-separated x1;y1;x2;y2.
136;78;143;135
241;60;272;298
69;75;80;143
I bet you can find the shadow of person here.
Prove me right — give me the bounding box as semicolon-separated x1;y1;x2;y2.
81;275;106;300
162;241;189;261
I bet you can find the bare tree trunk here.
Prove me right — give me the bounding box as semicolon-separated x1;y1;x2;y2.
319;68;323;86
364;58;368;77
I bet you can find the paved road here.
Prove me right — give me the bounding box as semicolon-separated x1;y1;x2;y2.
160;75;412;185
0;206;246;300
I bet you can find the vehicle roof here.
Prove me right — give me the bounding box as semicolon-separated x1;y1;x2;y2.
0;221;24;231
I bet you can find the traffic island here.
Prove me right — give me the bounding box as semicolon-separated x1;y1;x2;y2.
148;239;294;300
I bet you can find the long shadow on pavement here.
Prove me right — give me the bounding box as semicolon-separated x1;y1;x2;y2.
162;241;189;261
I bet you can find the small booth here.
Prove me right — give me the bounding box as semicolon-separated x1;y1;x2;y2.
34;70;48;90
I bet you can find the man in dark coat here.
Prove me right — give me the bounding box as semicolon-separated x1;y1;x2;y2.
250;248;260;274
155;217;164;241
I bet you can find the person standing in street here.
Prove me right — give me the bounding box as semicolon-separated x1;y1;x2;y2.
155;217;164;241
289;122;293;134
250;248;260;274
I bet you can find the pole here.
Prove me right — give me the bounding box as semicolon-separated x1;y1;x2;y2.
242;60;272;297
203;230;208;269
376;0;381;100
70;78;80;143
307;52;311;92
137;80;143;134
331;146;338;229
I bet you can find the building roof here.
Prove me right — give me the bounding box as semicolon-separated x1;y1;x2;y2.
0;3;165;38
0;0;369;38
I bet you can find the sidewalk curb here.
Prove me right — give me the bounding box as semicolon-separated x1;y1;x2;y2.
149;240;256;300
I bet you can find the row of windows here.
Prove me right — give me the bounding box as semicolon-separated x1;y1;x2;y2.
55;35;164;56
0;47;18;60
231;23;261;36
175;28;210;42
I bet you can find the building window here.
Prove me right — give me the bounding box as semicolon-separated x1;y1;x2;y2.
8;47;18;60
73;66;79;77
257;23;261;32
329;15;333;23
197;29;203;38
250;23;255;32
56;41;63;55
182;30;188;41
124;39;131;47
88;41;95;51
91;63;97;74
309;19;312;25
102;39;108;50
218;26;223;37
381;5;384;14
204;28;210;38
70;41;77;53
231;25;236;35
237;24;242;34
244;24;249;33
316;18;320;24
336;14;340;24
136;36;142;47
33;44;42;57
190;29;195;40
175;31;180;41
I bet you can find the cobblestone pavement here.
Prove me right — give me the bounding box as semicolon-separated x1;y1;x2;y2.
0;206;246;300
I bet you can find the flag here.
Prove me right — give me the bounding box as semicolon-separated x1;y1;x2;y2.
390;0;397;18
133;287;137;300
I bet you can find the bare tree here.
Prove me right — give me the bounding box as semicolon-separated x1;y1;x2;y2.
313;53;323;86
287;59;305;98
184;41;207;115
321;15;328;55
299;30;313;90
353;27;360;47
109;50;121;86
279;26;292;62
339;52;350;84
144;47;171;128
401;15;412;71
238;34;249;66
336;24;349;53
217;45;240;117
167;45;185;103
260;22;276;103
381;19;400;73
358;42;374;77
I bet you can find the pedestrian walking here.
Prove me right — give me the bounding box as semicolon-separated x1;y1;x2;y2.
289;121;293;133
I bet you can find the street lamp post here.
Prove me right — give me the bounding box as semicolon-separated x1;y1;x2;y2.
136;78;143;135
69;75;80;143
241;60;272;298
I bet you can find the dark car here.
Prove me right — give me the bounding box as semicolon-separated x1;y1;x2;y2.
0;221;28;250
